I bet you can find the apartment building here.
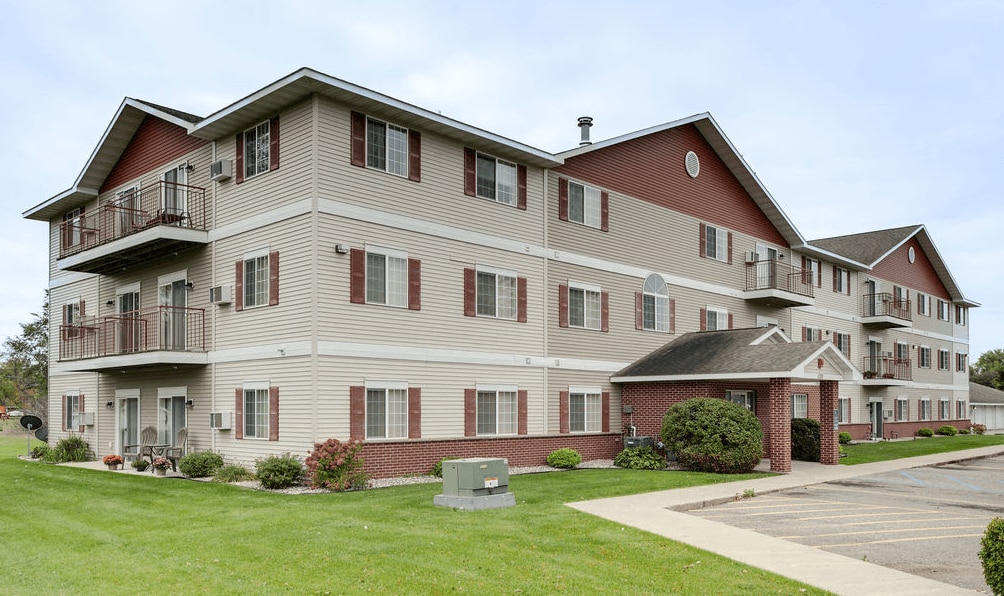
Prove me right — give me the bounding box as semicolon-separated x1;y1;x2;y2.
23;68;976;477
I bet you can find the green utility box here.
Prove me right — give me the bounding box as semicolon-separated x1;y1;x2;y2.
441;458;510;497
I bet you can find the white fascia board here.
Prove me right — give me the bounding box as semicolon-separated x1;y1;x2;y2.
610;372;850;383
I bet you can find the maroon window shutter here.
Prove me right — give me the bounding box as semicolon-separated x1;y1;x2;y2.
601;392;610;433
558;284;568;328
635;292;643;330
235;132;245;184
463;148;477;196
600;191;609;231
727;232;733;265
463;268;476;317
268;251;279;306
79;300;85;317
408;258;421;311
517;277;528;323
559;391;569;434
61;394;67;432
601;291;610;332
700;308;707;331
669;298;676;333
801;256;808;285
464;389;476;436
350;249;366;304
558;178;569;221
699;223;707;257
349;386;365;440
234;260;244;312
268;386;279;441
818;264;823;288
78;394;85;432
269;116;280;171
847;335;851;359
408;387;421;439
235;388;244;440
350;111;366;167
802;326;808;341
832;266;838;292
517;390;528;435
728;313;734;329
517;164;527;210
407;129;421;182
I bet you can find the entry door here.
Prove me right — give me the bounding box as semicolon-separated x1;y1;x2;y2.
867;340;881;375
869;401;884;438
159;280;187;350
117;291;140;353
754;243;778;289
116;187;141;236
158;396;187;446
118;397;139;454
162;165;187;220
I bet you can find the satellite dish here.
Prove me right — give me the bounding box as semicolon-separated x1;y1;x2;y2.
19;415;42;431
35;426;48;442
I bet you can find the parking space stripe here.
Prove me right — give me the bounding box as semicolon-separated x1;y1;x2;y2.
944;475;984;491
815;533;983;549
778;524;987;540
900;471;926;486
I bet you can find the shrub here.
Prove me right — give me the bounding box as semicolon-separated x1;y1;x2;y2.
959;427;971;435
613;447;666;470
178;451;224;478
431;456;461;478
213;464;255;483
917;427;934;437
30;445;51;460
304;439;368;491
49;435;89;463
661;398;763;474
547;448;582;469
791;418;821;462
936;425;958;436
974;423;987;436
838;431;853;445
980;517;1004;594
256;454;305;489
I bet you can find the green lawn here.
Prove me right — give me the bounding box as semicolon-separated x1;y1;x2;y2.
841;433;1004;464
0;434;829;595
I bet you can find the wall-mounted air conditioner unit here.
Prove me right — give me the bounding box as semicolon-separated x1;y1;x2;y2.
210;159;232;182
80;412;95;426
745;251;759;263
883;409;893;419
209;285;232;305
209;412;232;430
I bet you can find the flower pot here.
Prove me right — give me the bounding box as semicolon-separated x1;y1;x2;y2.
107;464;120;471
154;467;167;476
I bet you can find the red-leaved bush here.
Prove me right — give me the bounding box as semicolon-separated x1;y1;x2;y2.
304;438;369;490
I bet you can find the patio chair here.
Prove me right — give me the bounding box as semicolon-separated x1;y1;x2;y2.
124;426;158;465
165;427;188;472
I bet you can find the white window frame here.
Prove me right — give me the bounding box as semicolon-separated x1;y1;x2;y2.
569;385;602;433
804;327;822;342
727;389;756;412
957;353;968;373
476;265;518;320
919;398;931;421
938;349;950;371
157;386;188;446
244;120;270;179
896;398;909;422
939;399;951;420
642;274;669;332
791;393;808;419
568;281;602;330
919;346;931;369
475;152;517;206
917;293;930;316
937;299;950;321
64;207;84;247
834;267;850;294
568;181;602;228
956;400;967;420
804;258;820;286
705;224;729;262
476;384;518;436
365;245;409;308
895;342;910;364
365;381;408;440
837;397;851;424
366;116;409;177
65;390;81;430
63;300;82;338
242;248;270;309
242;381;269;440
835;332;851;359
706;306;729;331
956;305;968;326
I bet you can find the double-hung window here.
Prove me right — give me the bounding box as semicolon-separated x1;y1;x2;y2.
476;266;517;319
919;346;931;369
937;299;950;321
895;342;910;364
366;383;408;439
837;397;851;424
957;353;968;372
63;301;81;339
569;387;602;433
917;293;930;316
804;258;820;286
476;386;517;436
835;332;851;359
804;327;822;342
939;399;951;420
642;274;669;332
366;246;409;308
568;282;602;330
64;392;81;430
956;305;968;326
833;267;850;294
242;383;269;439
243;121;270;179
242;250;270;308
956;400;967;420
938;349;950;371
919;398;931;421
791;394;808;419
476;153;517;206
705;306;729;331
896;398;909;421
568;181;602;228
366;117;409;177
704;224;729;262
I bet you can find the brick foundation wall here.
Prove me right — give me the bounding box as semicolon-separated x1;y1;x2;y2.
882;419;971;439
839;423;871;441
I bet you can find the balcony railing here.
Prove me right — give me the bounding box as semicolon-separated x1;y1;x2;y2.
862;293;912;322
59;181;206;259
744;259;814;298
58;306;205;361
861;356;912;381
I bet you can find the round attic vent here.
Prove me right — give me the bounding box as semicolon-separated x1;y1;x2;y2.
685;151;700;178
908;247;916;263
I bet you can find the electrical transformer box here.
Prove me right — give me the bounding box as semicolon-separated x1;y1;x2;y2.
624;435;654;449
441;458;510;497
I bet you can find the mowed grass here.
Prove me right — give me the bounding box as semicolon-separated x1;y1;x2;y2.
0;435;830;595
841;433;1004;464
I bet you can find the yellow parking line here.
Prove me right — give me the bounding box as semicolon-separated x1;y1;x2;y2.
822;484;1002;511
815;533;983;548
796;511;929;521
843;516;984;526
778;525;986;540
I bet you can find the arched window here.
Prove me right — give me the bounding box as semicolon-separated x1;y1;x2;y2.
643;274;669;332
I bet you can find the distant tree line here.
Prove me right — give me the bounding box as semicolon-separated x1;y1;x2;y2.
0;290;48;423
971;349;1004;391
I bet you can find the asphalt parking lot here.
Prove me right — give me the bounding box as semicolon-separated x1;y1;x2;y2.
688;455;1004;592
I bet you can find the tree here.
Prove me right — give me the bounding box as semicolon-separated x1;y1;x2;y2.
972;349;1004;390
1;291;49;423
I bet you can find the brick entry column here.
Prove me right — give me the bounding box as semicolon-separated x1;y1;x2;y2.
768;377;792;473
819;380;839;465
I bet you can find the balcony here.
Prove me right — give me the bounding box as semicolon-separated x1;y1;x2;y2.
58;306;207;372
743;259;814;308
861;356;912;385
58;181;208;275
861;293;912;328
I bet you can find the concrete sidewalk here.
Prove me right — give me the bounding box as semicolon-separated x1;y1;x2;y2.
567;445;1004;595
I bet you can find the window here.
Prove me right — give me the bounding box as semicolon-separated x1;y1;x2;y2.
62;207;84;248
919;346;931;369
63;301;82;339
475;153;517;206
641;274;669;332
919;399;931;421
834;332;851;359
243;251;269;308
64;392;80;430
366;385;407;439
366;247;409;308
938;349;950;371
803;327;822;342
956;305;968;326
568;282;602;330
957;353;968;373
837;397;851;424
569;181;602;228
243;121;270;179
896;398;909;421
476;266;517;320
704;307;729;331
791;394;808;419
895;342;910;364
893;286;908;309
917;293;930;316
957;400;967;420
569;389;602;433
477;388;517;435
803;258;820;287
937;299;950;321
727;390;756;412
939;399;951;420
833;267;850;294
704;224;729;262
366;116;409;177
243;385;269;439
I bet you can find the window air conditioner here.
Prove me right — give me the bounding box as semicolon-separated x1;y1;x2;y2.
210;159;232;182
883;409;893;419
745;251;759;263
209;285;232;305
80;412;95;426
210;412;232;430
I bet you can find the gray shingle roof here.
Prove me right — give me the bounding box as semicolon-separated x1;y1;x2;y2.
130;98;202;124
809;225;920;266
970;382;1004;405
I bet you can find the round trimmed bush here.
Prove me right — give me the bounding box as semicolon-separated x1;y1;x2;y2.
613;446;666;470
547;448;582;469
917;427;935;437
981;517;1004;594
661;398;763;474
936;425;958;436
838;431;853;445
791;418;821;462
256;453;305;489
178;451;224;478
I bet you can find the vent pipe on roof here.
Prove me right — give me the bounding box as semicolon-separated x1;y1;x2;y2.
577;116;593;146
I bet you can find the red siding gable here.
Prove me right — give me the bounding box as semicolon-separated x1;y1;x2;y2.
556;123;787;246
101;116;207;192
871;237;950;298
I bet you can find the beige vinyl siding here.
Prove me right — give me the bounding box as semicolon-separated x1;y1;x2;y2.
546;369;620;436
47;373;99;444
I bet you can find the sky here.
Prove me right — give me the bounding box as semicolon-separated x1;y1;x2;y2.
1;0;1001;358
